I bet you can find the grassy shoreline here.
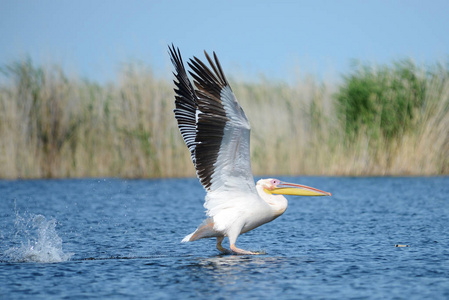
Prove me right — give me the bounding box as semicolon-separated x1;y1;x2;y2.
0;59;448;179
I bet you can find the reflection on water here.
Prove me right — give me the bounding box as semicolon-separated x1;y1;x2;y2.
173;254;319;297
195;255;287;272
183;255;288;287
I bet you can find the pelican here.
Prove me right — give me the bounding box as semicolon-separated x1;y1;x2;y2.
169;45;331;255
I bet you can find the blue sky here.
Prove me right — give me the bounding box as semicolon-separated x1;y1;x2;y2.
1;0;448;84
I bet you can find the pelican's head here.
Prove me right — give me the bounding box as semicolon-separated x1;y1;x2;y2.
257;178;332;197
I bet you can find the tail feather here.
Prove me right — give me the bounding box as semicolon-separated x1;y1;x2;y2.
181;219;217;243
181;233;194;243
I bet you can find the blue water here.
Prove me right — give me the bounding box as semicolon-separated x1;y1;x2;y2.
1;177;448;299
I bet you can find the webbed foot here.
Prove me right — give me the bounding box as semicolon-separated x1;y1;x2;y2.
230;244;261;255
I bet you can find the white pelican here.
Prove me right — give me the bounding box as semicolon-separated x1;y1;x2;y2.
169;45;331;255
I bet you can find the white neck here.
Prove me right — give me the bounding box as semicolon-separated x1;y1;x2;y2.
256;185;288;218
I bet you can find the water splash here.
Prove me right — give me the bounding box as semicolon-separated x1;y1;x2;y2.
4;213;73;263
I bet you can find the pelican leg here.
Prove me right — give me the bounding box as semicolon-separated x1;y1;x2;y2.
227;225;260;255
216;236;232;254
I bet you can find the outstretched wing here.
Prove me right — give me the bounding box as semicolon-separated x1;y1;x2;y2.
169;45;255;194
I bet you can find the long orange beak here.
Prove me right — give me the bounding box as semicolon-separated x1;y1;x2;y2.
265;181;332;196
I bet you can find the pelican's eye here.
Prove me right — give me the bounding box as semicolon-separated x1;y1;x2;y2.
270;179;280;186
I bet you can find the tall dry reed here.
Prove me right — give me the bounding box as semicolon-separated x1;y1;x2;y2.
0;58;448;179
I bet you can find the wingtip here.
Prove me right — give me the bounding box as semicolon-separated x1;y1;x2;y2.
168;43;175;55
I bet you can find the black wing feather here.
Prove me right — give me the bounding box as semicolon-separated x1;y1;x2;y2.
169;45;230;191
169;45;198;165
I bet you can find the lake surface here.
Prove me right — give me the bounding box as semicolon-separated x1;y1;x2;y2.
1;177;448;299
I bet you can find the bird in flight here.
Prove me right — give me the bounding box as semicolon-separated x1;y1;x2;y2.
169;45;331;255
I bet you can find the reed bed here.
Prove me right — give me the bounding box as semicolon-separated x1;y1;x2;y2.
0;58;448;179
